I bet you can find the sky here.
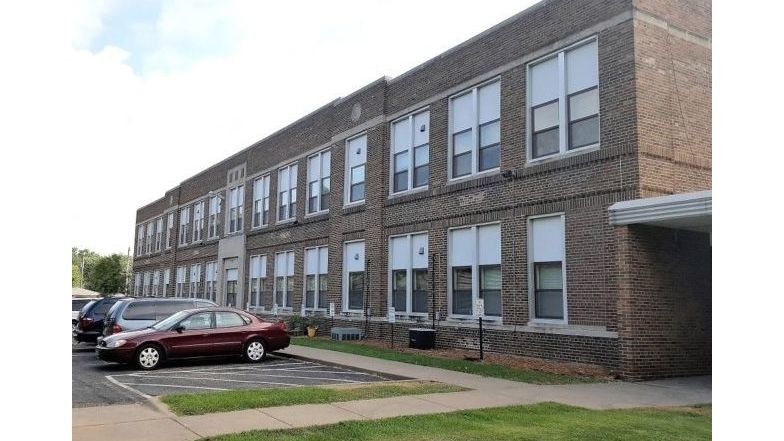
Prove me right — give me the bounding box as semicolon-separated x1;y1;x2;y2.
6;0;538;256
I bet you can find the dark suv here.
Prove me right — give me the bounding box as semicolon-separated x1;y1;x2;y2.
103;298;217;338
73;296;125;343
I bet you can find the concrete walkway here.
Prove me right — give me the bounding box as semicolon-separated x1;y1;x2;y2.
73;346;711;441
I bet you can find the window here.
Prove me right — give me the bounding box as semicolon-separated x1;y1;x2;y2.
391;110;429;193
274;251;294;308
252;175;271;227
136;225;144;256
134;272;141;296
305;247;328;309
277;164;298;221
175;266;187;297
143;271;151;296
123;302;156;320
307;150;331;214
248;255;267;308
215;311;246;328
449;80;500;179
389;233;429;314
180;312;213;330
145;221;154;254
192;201;204;242
345;134;366;204
205;261;218;303
228;185;244;234
179;207;189;246
190;264;202;298
155;218;163;252
163;268;171;297
448;224;501;317
343;241;365;311
225;268;238;307
166;212;174;249
208;195;222;238
528;39;598;160
529;214;566;321
152;270;160;297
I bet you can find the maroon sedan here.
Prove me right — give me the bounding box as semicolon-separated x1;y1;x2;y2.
96;307;289;370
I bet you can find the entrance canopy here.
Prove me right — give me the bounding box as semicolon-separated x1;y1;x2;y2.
608;190;711;233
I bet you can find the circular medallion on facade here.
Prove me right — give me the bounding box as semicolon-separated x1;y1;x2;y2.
350;103;362;122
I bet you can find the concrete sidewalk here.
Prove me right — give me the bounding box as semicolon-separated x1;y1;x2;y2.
73;346;711;441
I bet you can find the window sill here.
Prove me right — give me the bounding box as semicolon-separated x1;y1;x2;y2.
526;144;600;167
304;210;329;219
250;225;269;231
342;204;365;215
275;218;297;226
388;186;429;200
447;168;500;185
446;314;502;323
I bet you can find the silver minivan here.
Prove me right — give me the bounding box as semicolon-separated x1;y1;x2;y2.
102;298;217;338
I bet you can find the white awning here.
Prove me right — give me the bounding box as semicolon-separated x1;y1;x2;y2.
608;190;711;233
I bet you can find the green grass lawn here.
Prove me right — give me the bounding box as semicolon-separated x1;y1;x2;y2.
292;337;595;384
161;381;465;415
200;402;711;441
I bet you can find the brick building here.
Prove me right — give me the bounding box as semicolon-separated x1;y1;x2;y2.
131;0;711;380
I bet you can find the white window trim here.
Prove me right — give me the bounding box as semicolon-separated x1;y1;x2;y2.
192;201;205;244
145;222;154;254
251;175;271;229
526;36;600;164
447;77;501;182
207;196;222;239
343;133;367;208
303;246;328;311
446;222;503;321
248;254;266;309
306;149;331;216
277;163;298;222
342;240;366;313
226;184;245;235
178;208;190;247
155;218;163;252
273;251;295;309
389;108;430;196
166;212;174;249
526;212;568;325
387;232;429;317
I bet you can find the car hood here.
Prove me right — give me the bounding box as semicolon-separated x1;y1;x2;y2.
105;327;157;342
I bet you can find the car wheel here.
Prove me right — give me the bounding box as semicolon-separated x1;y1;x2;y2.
245;339;266;362
72;320;78;332
136;344;163;370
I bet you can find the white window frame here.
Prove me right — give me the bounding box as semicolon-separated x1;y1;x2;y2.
145;221;154;254
527;213;568;325
207;195;222;239
227;185;244;235
252;175;271;228
134;272;141;296
306;150;331;216
204;261;217;302
142;271;151;296
192;201;205;243
166;212;174;249
390;109;430;195
526;37;599;163
446;222;502;320
447;78;501;181
152;270;160;297
303;246;328;311
342;240;366;313
248;254;267;309
189;264;202;299
388;232;429;316
277;163;298;222
175;266;187;297
274;251;295;309
179;207;189;247
136;225;144;256
155;218;163;252
344;133;367;207
163;268;171;297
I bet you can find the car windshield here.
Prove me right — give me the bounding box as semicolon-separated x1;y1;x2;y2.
151;310;191;330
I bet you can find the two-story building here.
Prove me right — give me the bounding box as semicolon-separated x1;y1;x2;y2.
132;0;711;380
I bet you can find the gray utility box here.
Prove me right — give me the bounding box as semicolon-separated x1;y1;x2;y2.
331;327;363;341
409;328;436;349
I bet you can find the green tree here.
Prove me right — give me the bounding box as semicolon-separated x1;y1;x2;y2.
72;247;100;288
88;254;128;294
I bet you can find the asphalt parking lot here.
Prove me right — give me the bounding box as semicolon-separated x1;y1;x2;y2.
72;342;389;408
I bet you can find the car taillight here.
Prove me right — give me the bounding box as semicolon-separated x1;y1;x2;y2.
111;324;122;334
80;317;94;328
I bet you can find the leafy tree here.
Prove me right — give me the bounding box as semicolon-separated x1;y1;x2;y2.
72;247;100;288
88;254;129;294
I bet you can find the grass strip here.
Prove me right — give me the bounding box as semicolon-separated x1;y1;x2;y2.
162;381;465;415
293;337;595;384
200;402;711;441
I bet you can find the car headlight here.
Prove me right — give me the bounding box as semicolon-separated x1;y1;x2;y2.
107;339;127;348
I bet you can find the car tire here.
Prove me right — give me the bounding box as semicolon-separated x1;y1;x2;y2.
72;320;78;332
244;339;266;363
136;344;163;370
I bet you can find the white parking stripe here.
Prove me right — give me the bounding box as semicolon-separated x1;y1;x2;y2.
120;383;230;391
126;374;301;387
105;375;152;400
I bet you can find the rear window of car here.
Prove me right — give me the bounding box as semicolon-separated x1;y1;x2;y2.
72;299;91;311
91;299;119;318
80;300;97;315
122;302;157;320
155;301;196;320
215;311;247;328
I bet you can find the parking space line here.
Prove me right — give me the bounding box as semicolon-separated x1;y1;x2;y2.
120;383;230;391
125;374;302;387
105;375;152;400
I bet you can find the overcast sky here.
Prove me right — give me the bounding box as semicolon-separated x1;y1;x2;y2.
8;0;538;256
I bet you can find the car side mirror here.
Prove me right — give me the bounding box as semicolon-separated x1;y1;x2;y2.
174;325;185;333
